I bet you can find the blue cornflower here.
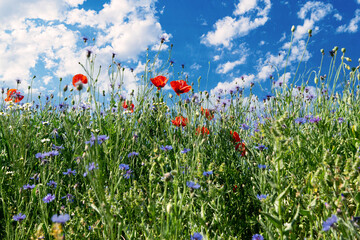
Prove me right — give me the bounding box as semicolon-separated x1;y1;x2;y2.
128;152;139;158
47;180;57;188
338;117;344;124
190;232;203;240
322;215;338;231
160;145;173;151
309;116;322;124
203;170;213;176
256;194;268;200
85;134;97;146
181;148;191;154
119;164;130;171
52;145;64;151
258;164;267;169
13;213;26;222
47;150;59;157
62;193;74;202
97;135;109;144
51;214;70;224
83;162;98;177
255;144;268;151
63;169;76;176
252;234;264;240
23;184;36;190
294;117;307;124
123;170;133;179
187;181;200;190
43;194;55;203
241;123;250;130
35;152;45;160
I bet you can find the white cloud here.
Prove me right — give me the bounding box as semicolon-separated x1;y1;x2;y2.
216;56;247;74
201;0;271;48
259;40;265;46
337;9;360;33
190;63;202;70
333;13;342;21
213;55;221;61
0;0;168;96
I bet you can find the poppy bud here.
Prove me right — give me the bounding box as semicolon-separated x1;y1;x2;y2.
308;29;312;36
102;90;105;96
76;83;83;91
63;85;68;92
333;46;338;52
28;86;31;89
341;48;346;53
321;49;324;55
87;87;90;92
291;25;295;32
314;76;318;84
71;100;75;105
169;93;173;99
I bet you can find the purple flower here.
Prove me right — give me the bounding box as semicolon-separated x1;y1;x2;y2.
97;135;109;144
47;180;57;188
22;184;36;190
63;168;76;176
47;150;59;157
51;214;70;224
190;232;203;240
322;215;338;231
128;152;139;158
241;123;250;130
258;164;267;169
43;194;55;203
252;234;264;240
255;144;268;151
62;193;74;202
13;213;26;222
294;117;307;124
187;181;200;190
35;152;45;160
52;145;64;151
160;145;173;151
88;162;98;171
203;171;213;176
338;117;344;124
309;116;322;124
123;170;133;179
181;148;191;154
119;164;130;171
256;194;268;200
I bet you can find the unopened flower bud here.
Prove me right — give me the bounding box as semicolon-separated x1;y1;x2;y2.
63;85;68;92
321;49;324;55
291;25;295;32
341;48;346;53
76;83;83;91
308;29;312;36
333;46;338;52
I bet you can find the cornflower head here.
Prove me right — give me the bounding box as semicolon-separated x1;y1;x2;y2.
52;145;64;151
252;234;264;240
186;181;200;190
13;213;26;222
47;180;57;188
294;117;307;124
43;194;55;203
203;170;213;176
309;116;322;124
322;215;338;231
255;144;268;151
160;145;173;151
62;193;74;202
123;169;133;179
63;169;76;176
241;123;250;130
83;162;98;177
181;148;191;154
127;152;139;158
256;194;268;201
190;232;203;240
258;164;267;169
22;184;36;190
119;163;130;171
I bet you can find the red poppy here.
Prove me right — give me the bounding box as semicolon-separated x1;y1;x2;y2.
5;89;24;103
170;80;192;96
72;74;88;87
172;116;188;127
233;185;238;192
196;126;209;135
230;130;241;142
123;100;134;113
235;142;246;156
201;106;214;120
150;76;168;90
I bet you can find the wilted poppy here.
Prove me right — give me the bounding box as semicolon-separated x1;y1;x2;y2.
72;74;88;87
151;76;168;90
172;116;188;127
5;89;24;103
123;100;134;113
201;106;214;120
196;126;209;135
170;80;192;96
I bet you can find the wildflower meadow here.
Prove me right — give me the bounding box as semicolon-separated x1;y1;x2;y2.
1;27;360;240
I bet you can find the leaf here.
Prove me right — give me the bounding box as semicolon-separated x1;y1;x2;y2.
354;192;360;204
274;185;291;213
262;212;282;229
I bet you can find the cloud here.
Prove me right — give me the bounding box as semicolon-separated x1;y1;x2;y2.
190;63;202;70
201;0;271;48
0;0;168;96
216;56;247;74
333;13;342;21
337;9;360;33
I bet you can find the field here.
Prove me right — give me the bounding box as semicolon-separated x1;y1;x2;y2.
1;38;360;240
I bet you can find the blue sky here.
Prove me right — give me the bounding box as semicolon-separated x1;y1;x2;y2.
0;0;359;102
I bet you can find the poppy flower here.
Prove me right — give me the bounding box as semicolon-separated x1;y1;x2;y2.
196;126;209;135
172;116;188;127
170;80;192;96
201;106;214;120
230;130;241;142
233;185;238;192
5;89;24;103
72;74;88;87
235;142;246;156
150;76;168;90
123;100;134;113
